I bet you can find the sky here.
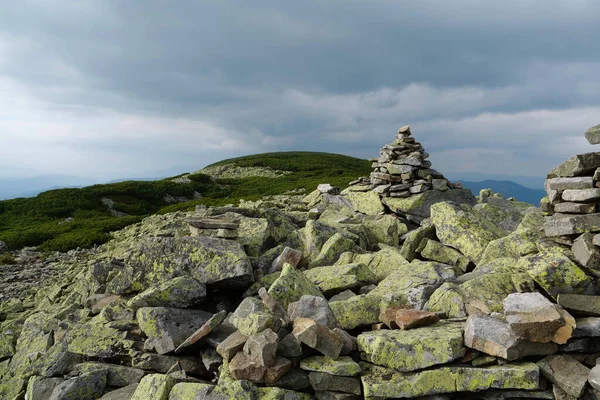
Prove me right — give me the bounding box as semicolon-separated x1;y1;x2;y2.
1;1;599;184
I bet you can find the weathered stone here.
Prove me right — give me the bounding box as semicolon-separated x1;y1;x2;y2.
340;244;409;281
357;321;465;371
187;217;239;230
175;310;227;353
558;294;600;316
573;317;600;337
137;307;212;354
127;276;206;310
268;368;311;391
168;382;214;400
554;202;596;213
361;362;539;398
0;378;26;399
268;263;324;310
537;355;590;398
270;247;303;273
66;322;136;359
516;250;593;297
130;374;176;400
479;229;540;266
464;314;558;361
361;214;406;249
263;357;293;384
369;260;456;309
111;236;253;293
243;329;278;367
586;125;600;145
431;202;507;264
544;213;600;236
329;294;381;330
562;188;600;202
318;184;340;194
333;328;357;355
256;386;312;400
589;364;600;392
400;224;437;261
547;177;594;191
395;308;440;329
309;372;361;395
573;232;600;270
216;332;247;362
547;152;600;178
278;332;304;358
231;303;278;343
309;233;360;268
300;356;361;377
303;263;377;295
418;238;470;272
293;318;343;359
75;362;145;387
503;292;574;344
383;189;477;220
344;191;384;215
26;376;64;400
49;371;107;400
288;295;337;329
229;352;291;383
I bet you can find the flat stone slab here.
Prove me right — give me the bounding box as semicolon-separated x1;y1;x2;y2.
547;152;600;178
546;177;594;191
558;294;600;316
361;362;539;398
572;317;600;337
383;188;476;219
357;321;465;372
537;355;589;398
561;188;600;202
544;213;600;236
300;356;361;377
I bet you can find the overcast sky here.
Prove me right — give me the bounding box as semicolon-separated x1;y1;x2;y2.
1;1;599;184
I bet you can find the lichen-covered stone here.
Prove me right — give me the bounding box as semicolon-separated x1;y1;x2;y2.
340;244;409;281
293;318;343;359
357;321;465;371
400;224;437;262
368;260;456;309
130;374;176;400
49;370;107;400
537;355;589;398
309;372;361;395
231;297;275;336
26;376;64;400
418;238;470;272
268;263;324;310
516;249;593;297
288;295;337;329
329;294;381;330
127;275;206;310
383;188;477;220
75;362;146;387
298;220;338;263
0;332;15;359
300;356;361;376
303;263;377;295
309;233;360;268
361;362;539;398
360;214;406;248
547;152;600;178
543;213;600;237
430;202;508;264
0;378;26;399
256;386;313;400
479;228;540;266
109;236;253;294
136;307;212;354
344;191;384;215
168;382;214;400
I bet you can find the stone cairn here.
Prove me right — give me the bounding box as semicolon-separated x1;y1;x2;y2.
542;124;600;269
351;125;458;198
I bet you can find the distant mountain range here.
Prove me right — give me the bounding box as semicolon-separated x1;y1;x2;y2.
459;180;545;205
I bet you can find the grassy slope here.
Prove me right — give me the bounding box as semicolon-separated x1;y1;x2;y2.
0;152;371;252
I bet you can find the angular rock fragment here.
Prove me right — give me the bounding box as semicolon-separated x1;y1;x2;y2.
49;371;107;400
293;318;343;359
231;297;275;336
562;188;600;202
585;124;600;145
418;238;470;272
243;329;278;367
464;314;558;361
554;202;596;213
136;307;212;354
503;292;574;344
329;294;381;330
546;177;594;191
308;372;361;395
288;295;337;329
268;263;324;310
75;362;146;387
127;275;206;310
300;356;361;376
270;247;303;273
547;152;600;178
559;294;600;316
537;355;590;398
383;189;476;220
590;364;600;392
573;317;600;337
544;213;600;237
573;232;600;270
344;191;385;215
361;362;539;398
395;308;440;329
130;374;175;400
26;376;64;400
229;352;291;383
175;310;227;353
357;321;465;371
217;331;248;362
303;263;377;295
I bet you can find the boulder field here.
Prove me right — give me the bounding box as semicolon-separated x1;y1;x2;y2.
2;126;600;399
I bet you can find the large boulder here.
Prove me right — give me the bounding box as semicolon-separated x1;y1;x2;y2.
344;191;385;215
108;236;253;294
547;152;600;178
383;189;476;220
268;264;324;310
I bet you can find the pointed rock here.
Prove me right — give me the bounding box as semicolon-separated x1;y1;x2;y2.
293;318;343;359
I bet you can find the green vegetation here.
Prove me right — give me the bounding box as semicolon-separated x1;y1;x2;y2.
0;152;371;252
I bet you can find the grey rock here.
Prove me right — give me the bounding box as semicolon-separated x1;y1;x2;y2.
554;202;596;213
26;376;65;400
270;247;303;273
231;297;275;336
131;353;206;375
293;318;343;359
547;152;600;178
558;294;600;316
547;177;594;191
99;384;138;400
537;354;590;398
288;295;338;329
562;188;600;202
243;329;278;367
318;184;340;195
308;372;361;395
49;371;107;400
585;124;600;145
136;307;212;354
590;364;600;392
278;332;304;358
216;331;248;362
383;188;477;220
573;318;600;337
75;362;145;387
573;232;600;270
544;213;600;236
127;276;206;310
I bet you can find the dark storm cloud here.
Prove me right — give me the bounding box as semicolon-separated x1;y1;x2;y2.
0;1;599;180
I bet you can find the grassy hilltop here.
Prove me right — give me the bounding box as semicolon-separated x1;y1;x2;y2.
0;152;371;252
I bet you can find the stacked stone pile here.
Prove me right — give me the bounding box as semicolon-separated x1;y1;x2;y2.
5;127;600;399
542;124;600;275
367;125;453;198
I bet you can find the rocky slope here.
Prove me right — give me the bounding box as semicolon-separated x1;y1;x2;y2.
2;126;600;399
